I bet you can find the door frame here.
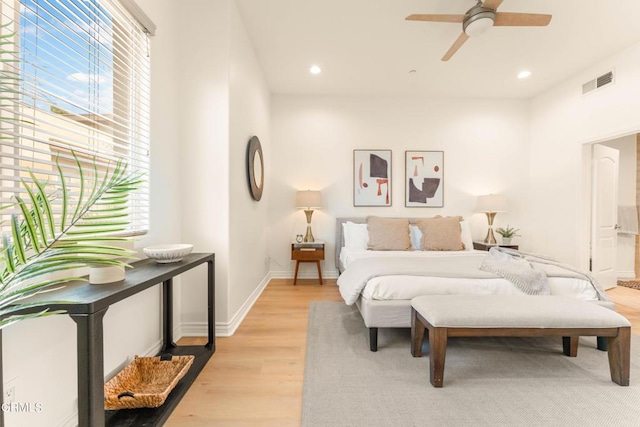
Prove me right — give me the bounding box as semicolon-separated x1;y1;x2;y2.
581;129;639;277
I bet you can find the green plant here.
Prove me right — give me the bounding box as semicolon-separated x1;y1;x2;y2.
0;155;142;329
0;21;142;328
495;225;520;239
0;21;142;329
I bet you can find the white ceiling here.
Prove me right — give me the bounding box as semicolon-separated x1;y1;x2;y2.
235;0;640;98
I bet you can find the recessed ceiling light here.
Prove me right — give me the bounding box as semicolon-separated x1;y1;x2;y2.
517;70;532;79
309;65;322;75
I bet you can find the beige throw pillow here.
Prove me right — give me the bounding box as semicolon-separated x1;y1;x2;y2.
417;216;465;251
367;217;412;251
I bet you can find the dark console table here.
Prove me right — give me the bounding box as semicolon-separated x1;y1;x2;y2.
0;252;215;427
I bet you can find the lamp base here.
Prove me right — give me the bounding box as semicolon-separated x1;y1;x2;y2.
483;228;497;245
483;211;498;244
303;209;315;243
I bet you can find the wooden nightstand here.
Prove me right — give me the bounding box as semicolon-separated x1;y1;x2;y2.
291;242;325;286
473;242;519;251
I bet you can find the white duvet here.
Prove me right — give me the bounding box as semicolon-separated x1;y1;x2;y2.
338;248;599;303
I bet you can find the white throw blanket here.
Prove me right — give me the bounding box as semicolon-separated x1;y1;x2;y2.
479;248;550;295
487;247;609;301
337;249;609;305
337;255;494;305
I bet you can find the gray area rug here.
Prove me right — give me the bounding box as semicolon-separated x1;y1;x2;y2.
302;302;640;427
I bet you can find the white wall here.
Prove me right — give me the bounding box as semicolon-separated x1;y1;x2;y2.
530;41;640;269
175;0;271;336
4;0;273;423
3;0;183;425
175;0;232;328
270;96;530;275
228;2;271;324
600;135;637;279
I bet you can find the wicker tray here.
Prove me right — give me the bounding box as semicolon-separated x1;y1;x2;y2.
104;354;195;410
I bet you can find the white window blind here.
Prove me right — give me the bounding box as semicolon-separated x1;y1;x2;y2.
0;0;151;235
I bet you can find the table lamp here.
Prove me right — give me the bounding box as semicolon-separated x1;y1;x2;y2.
476;194;507;244
296;190;322;242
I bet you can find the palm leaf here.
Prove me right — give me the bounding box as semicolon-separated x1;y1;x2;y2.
28;171;55;240
0;23;143;330
0;153;142;329
55;156;68;232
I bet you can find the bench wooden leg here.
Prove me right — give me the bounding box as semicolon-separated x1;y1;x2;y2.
607;327;630;386
562;336;578;357
429;327;447;387
411;308;425;357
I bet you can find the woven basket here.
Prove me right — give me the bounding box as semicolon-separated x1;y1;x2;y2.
104;354;195;410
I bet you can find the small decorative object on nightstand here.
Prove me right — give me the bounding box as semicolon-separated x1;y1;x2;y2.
473;242;519;251
495;225;520;246
291;241;325;286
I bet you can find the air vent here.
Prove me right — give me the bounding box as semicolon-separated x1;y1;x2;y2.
582;70;614;95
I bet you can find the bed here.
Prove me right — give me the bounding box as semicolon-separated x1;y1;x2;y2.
335;217;608;351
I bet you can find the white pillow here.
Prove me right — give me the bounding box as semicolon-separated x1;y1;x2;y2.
410;224;422;250
460;220;473;251
344;222;368;250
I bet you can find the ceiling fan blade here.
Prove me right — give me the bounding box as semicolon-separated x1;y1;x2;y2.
482;0;504;10
442;32;469;61
494;12;552;26
405;14;464;23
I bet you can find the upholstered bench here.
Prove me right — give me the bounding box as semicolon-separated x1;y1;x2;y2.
410;295;631;387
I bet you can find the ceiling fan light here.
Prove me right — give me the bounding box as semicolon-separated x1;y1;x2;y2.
517;70;532;79
464;14;495;36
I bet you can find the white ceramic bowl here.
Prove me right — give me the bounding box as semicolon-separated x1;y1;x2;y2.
143;244;193;264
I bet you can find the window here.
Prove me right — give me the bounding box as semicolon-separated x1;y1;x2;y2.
0;0;152;235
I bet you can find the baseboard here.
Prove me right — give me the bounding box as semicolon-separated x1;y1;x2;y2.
617;271;636;281
180;272;272;338
177;268;338;339
270;270;339;280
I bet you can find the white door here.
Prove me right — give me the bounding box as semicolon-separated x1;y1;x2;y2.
591;144;619;289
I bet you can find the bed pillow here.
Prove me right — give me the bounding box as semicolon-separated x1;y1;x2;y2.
409;224;422;250
417;216;465;251
412;219;472;250
460;220;474;251
367;217;412;251
343;221;368;250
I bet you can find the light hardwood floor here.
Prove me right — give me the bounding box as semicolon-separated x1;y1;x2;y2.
166;280;640;426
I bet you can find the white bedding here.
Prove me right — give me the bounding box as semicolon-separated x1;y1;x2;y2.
339;248;599;302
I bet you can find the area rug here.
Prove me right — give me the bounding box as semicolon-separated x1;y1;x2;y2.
302;302;640;427
618;280;640;290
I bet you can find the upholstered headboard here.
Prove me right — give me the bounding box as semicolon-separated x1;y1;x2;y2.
335;217;425;273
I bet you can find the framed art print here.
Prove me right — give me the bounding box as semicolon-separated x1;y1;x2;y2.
353;149;392;207
405;151;443;207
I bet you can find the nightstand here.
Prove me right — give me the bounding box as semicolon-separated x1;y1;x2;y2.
473;241;519;251
291;242;325;286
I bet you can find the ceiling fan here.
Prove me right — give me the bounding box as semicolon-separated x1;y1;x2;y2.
406;0;552;61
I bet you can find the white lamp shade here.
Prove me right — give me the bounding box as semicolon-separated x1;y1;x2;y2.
296;190;322;209
476;194;507;212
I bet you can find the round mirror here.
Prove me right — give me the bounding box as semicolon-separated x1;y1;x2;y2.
247;136;264;201
253;150;263;189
